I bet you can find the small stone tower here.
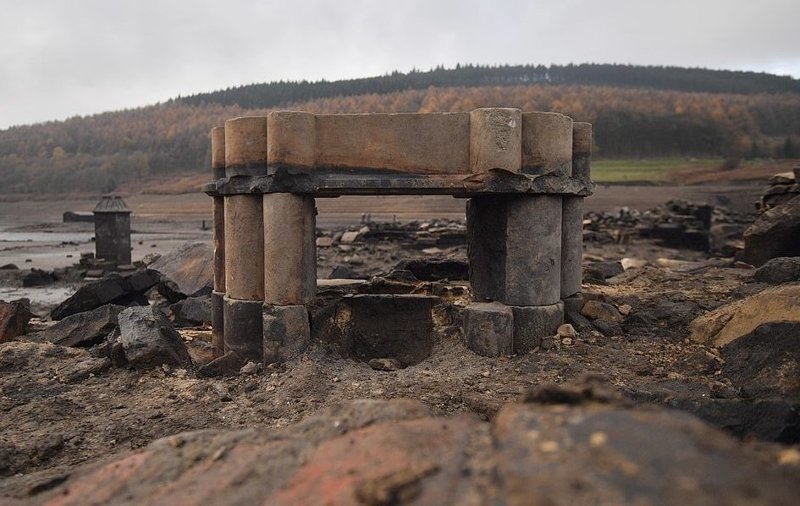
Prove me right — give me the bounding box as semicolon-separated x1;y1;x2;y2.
93;195;132;266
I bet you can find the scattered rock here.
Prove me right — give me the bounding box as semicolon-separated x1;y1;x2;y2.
170;295;212;327
328;265;362;279
743;194;800;266
393;258;468;281
340;231;359;243
580;300;623;323
50;270;160;320
239;361;261;375
0;299;34;343
557;324;577;339
721;321;800;399
36;304;124;347
117;306;193;370
588;260;624;279
620;257;648;270
22;268;56;287
368;358;404;371
149;242;213;301
689;283;800;346
754;256;800;284
0;263;19;270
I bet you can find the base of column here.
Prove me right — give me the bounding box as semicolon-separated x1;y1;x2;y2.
511;302;564;354
562;293;584;315
211;290;225;357
462;301;564;357
223;296;263;362
263;304;310;365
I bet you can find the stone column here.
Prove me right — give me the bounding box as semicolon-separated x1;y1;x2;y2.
562;122;592;312
210;126;226;355
223;116;267;362
464;112;572;356
261;112;317;364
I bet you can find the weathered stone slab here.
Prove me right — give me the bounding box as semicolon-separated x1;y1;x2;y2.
150;242;213;300
263;304;310;364
469;108;521;173
462;302;514;357
511;302;564;353
38;304;123;347
468;195;562;306
315;112;470;174
50;270;158;320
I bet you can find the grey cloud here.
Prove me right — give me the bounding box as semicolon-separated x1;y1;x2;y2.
0;0;798;128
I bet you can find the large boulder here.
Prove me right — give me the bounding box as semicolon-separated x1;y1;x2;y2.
743;194;800;266
149;242;213;301
37;304;124;347
721;321;800;399
754;256;800;284
50;270;160;320
27;396;800;504
0;299;33;343
117;305;193;369
689;284;800;346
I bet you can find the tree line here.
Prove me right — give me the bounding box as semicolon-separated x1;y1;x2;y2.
1;65;799;194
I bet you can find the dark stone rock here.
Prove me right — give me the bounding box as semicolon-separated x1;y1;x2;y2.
753;256;800;284
394;258;468;281
263;304;310;364
22;269;56;287
170;295;212;327
382;269;418;282
0;299;34;343
117;306;193;370
462;302;513;357
328;265;362;279
668;397;800;443
722;321;800;399
743;194;800;266
0;264;18;270
565;311;595;335
587;261;624;279
37;304;124;348
50;270;160;320
592;319;624;337
149;242;213;301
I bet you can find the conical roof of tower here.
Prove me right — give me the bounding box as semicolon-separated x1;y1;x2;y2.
93;195;132;214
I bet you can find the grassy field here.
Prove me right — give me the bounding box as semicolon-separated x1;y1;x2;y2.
592;158;799;184
591;158;722;183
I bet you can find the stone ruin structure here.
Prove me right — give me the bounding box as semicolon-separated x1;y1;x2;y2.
93;195;132;267
204;109;593;368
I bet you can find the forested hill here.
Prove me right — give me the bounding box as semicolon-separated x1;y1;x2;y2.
177;64;800;109
1;64;800;194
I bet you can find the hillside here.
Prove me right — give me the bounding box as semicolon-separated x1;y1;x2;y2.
1;64;799;194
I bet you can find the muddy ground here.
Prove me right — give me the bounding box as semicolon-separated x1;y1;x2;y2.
1;182;798;501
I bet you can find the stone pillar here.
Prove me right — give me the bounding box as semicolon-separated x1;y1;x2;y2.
210;126;226;355
223;117;267;362
465;112;572;356
261;112;317;364
561;122;592;308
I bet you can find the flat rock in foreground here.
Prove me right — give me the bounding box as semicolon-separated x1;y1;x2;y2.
26;397;800;505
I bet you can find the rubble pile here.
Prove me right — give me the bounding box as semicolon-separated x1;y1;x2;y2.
758;167;800;211
743;168;800;265
584;199;752;255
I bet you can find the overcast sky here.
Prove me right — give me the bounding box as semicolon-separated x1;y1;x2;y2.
0;0;798;129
